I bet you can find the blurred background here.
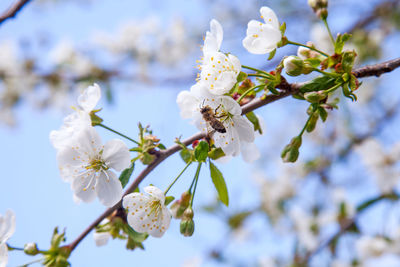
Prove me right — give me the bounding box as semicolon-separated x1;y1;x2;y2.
1;0;400;266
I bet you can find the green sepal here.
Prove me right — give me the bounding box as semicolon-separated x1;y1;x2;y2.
164;196;175;206
268;48;277;60
208;147;225;160
90;109;103;126
318;107;328;122
180;148;194;164
236;71;248;83
306;112;319;132
209;162;229;206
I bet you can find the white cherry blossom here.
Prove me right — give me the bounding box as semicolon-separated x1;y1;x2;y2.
199;19;241;95
177;83;254;156
242;6;282;54
123;186;171;238
57;126;131;206
50;83;101;150
0;210;16;267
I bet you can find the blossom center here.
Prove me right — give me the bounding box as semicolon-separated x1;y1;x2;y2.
85;156;109;172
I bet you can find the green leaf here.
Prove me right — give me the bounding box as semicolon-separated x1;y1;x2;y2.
268;48;276;60
194;141;209;162
209;162;229;206
300;76;336;93
341;50;356;72
279;22;286;35
157;143;166;150
119;163;135;188
245;111;262;134
334;33;352;54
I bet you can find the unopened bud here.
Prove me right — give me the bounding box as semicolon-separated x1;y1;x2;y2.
283;56;304;76
180;207;195;237
170;192;192;219
281;136;302;163
304;90;327;103
24;243;39;255
308;0;328;19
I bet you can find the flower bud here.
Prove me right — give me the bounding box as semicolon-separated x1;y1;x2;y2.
180;219;195;237
170;192;192;219
283;56;304;76
281;136;302;163
304;90;327;103
24;243;39;255
308;0;328;19
180;208;195;237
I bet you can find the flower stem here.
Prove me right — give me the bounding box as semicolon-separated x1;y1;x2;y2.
7;244;24;251
242;65;272;77
286;40;329;57
164;161;192;194
323;18;336;45
189;162;202;207
97;124;140;145
325;82;343;94
247;73;271;79
299;112;315;137
237;85;265;104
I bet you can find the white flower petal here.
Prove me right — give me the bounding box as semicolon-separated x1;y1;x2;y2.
71;173;97;203
103;139;131;171
93;232;111;247
0;243;8;267
233;116;255;143
78;83;101;113
203;19;223;53
147;207;171;238
144;186;165;203
176;90;198;119
96;171;123;207
260;6;280;29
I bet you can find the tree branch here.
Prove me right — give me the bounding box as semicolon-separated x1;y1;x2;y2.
0;0;32;25
353;58;400;78
66;57;400;252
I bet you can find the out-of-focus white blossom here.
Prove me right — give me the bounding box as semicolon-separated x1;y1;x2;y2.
242;6;282;54
356;236;390;259
355;138;400;193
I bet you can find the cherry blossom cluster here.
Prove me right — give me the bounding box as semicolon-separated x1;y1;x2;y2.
177;7;282;160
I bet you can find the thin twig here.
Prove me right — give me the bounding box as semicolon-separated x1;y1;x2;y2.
66;57;400;252
0;0;32;25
